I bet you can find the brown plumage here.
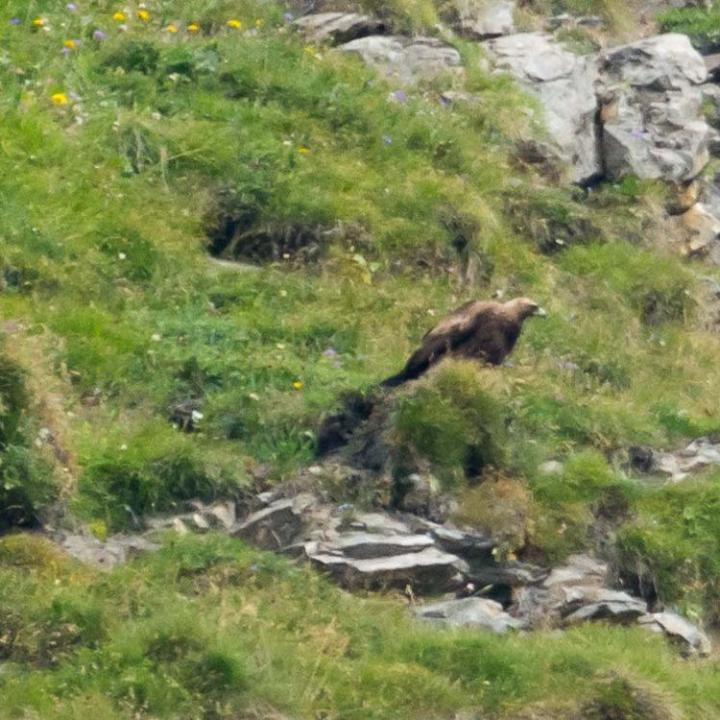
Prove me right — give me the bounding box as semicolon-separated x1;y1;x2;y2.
381;297;546;388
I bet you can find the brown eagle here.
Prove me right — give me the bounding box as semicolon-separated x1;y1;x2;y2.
381;297;546;388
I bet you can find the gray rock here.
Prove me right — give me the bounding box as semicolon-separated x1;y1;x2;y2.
293;12;386;45
559;587;647;624
483;32;601;183
651;436;720;481
701;83;720;128
308;546;467;592
470;561;549;587
415;597;525;633
233;499;303;550
205;501;237;530
346;511;415;536
56;533;158;570
190;512;210;532
638;611;712;656
407;518;495;558
331;531;435;559
450;0;516;39
543;554;608;589
599;34;710;183
340;36;462;84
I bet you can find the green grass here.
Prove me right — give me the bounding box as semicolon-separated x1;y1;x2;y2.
658;2;720;53
2;1;720;716
1;533;720;720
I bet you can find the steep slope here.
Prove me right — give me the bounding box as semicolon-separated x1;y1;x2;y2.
2;1;720;718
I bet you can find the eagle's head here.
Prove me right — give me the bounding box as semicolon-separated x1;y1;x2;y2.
505;297;547;321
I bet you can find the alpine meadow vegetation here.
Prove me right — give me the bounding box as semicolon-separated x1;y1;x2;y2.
2;1;720;718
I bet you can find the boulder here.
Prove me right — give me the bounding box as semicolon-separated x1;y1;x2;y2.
415;597;525;633
543;554;608;589
482;33;601;183
293;12;386;45
599;34;710;183
308;546;467;592
339;36;463;84
638;611;712;656
559;587;647;625
447;0;516;39
233;498;304;550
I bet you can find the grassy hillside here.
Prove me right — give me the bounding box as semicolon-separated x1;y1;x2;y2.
2;1;720;717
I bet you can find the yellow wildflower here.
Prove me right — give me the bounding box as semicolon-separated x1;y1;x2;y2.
226;18;242;29
298;146;310;155
187;22;200;33
112;11;126;22
255;18;265;28
31;17;46;28
292;381;303;391
165;23;178;33
137;9;151;22
63;39;76;49
51;92;69;106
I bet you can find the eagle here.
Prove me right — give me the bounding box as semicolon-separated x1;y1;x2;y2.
381;297;546;388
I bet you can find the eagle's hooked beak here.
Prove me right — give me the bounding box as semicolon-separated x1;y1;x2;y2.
534;306;548;318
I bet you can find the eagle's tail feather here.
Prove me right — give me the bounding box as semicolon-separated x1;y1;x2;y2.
380;371;408;388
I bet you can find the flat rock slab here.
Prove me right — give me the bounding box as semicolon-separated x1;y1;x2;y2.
415;597;525;633
543;554;608;589
470;560;549;588
309;546;467;592
483;32;601;183
559;587;647;625
331;532;435;559
409;518;495;558
293;12;386;45
639;611;712;656
340;36;462;84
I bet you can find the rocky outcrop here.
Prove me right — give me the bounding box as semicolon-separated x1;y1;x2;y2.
293;12;386;45
339;36;463;83
46;494;712;654
482;33;601;184
598;34;710;183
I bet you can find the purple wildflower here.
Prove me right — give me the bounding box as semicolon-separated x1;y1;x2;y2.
283;12;294;23
389;89;407;104
66;3;78;11
322;347;338;358
438;95;452;107
92;29;107;41
382;135;393;145
9;17;21;25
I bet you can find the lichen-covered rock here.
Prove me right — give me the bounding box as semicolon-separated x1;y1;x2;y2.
339;36;462;84
293;12;386;45
483;33;601;183
55;532;158;569
599;34;710;183
415;597;525;633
